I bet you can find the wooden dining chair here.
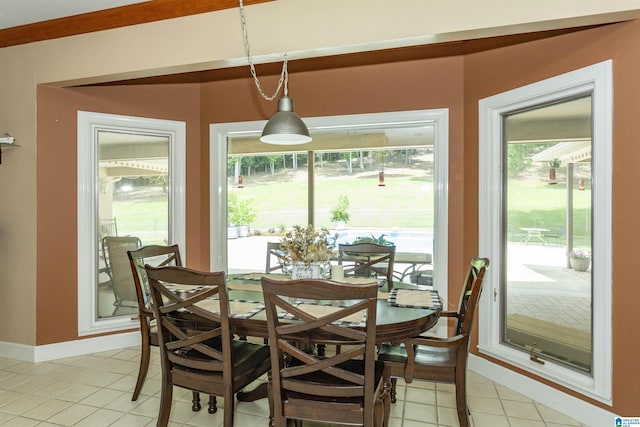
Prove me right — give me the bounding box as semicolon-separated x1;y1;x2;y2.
265;241;288;274
102;235;142;315
146;265;272;427
127;245;186;403
377;256;489;427
338;242;396;291
261;277;388;427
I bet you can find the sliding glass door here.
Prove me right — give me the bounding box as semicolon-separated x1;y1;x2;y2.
211;110;448;303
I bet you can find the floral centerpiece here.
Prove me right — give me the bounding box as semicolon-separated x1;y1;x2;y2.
280;225;336;279
567;248;591;272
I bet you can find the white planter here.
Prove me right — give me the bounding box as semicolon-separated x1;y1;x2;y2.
227;226;239;239
238;225;250;237
569;256;590;272
291;262;322;280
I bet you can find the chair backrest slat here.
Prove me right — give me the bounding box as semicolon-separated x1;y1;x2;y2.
262;277;380;425
453;256;489;336
127;244;183;316
338;242;396;290
265;241;288;273
146;266;229;373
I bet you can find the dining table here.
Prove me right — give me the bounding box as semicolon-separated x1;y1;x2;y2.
213;272;443;402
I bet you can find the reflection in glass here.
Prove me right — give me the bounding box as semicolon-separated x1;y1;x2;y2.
503;96;593;373
97;131;169;319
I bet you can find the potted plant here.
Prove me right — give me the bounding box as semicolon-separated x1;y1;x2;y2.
228;193;258;238
330;194;350;229
567;248;591;272
352;233;393;246
280;225;337;279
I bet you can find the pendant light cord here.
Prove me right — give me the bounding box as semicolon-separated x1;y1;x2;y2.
239;0;288;100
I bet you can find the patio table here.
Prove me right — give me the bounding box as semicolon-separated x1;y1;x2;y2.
520;227;550;244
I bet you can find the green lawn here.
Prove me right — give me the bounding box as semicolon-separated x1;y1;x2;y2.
507;178;591;247
231;171;434;230
111;168;591;247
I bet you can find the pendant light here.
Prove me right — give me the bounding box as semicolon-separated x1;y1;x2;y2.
238;0;311;145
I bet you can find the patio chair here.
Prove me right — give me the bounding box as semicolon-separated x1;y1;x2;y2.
102;236;141;315
543;226;565;245
377;256;489;427
99;217;118;238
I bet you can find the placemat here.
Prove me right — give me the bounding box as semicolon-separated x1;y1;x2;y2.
387;289;442;309
340;277;381;285
165;284;208;293
195;299;264;319
235;273;291;281
227;282;262;292
280;303;367;327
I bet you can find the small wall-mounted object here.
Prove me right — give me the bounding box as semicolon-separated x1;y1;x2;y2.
0;132;17;164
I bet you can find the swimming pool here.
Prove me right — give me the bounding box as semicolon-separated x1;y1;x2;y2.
334;228;433;254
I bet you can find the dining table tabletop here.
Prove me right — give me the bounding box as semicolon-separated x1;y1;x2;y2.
217;272;442;345
208;272;443;402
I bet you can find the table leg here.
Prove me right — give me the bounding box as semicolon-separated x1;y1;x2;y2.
236;382;269;402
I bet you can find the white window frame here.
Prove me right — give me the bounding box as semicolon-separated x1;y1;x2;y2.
210;110;449;332
478;61;612;403
77;111;186;336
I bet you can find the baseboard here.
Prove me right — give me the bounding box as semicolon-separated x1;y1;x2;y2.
468;354;617;427
0;332;140;363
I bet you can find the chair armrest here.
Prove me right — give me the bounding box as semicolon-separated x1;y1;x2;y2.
409;334;468;347
402;334;469;383
439;310;460;318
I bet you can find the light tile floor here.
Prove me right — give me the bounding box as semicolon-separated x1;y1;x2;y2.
0;347;587;426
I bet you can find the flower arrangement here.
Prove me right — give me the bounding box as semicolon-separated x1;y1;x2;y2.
280;225;336;265
568;248;591;259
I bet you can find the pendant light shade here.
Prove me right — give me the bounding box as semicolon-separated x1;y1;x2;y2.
238;0;311;145
260;96;312;145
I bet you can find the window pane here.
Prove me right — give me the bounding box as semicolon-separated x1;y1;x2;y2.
315;146;433;284
503;96;593;373
226;125;435;287
97;131;169;319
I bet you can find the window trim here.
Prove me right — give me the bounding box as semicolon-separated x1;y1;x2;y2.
478;61;612;403
210;110;449;332
77;111;186;336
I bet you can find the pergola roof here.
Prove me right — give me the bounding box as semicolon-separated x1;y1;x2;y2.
530;140;591;165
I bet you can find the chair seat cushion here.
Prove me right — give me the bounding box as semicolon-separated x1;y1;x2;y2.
229;340;272;373
172;338;270;379
378;342;458;368
283;359;384;403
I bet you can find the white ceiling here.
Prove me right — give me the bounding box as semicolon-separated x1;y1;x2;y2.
0;0;149;30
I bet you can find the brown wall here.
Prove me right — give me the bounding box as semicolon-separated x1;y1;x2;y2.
36;84;202;343
35;20;640;415
463;22;640;414
201;56;467;288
